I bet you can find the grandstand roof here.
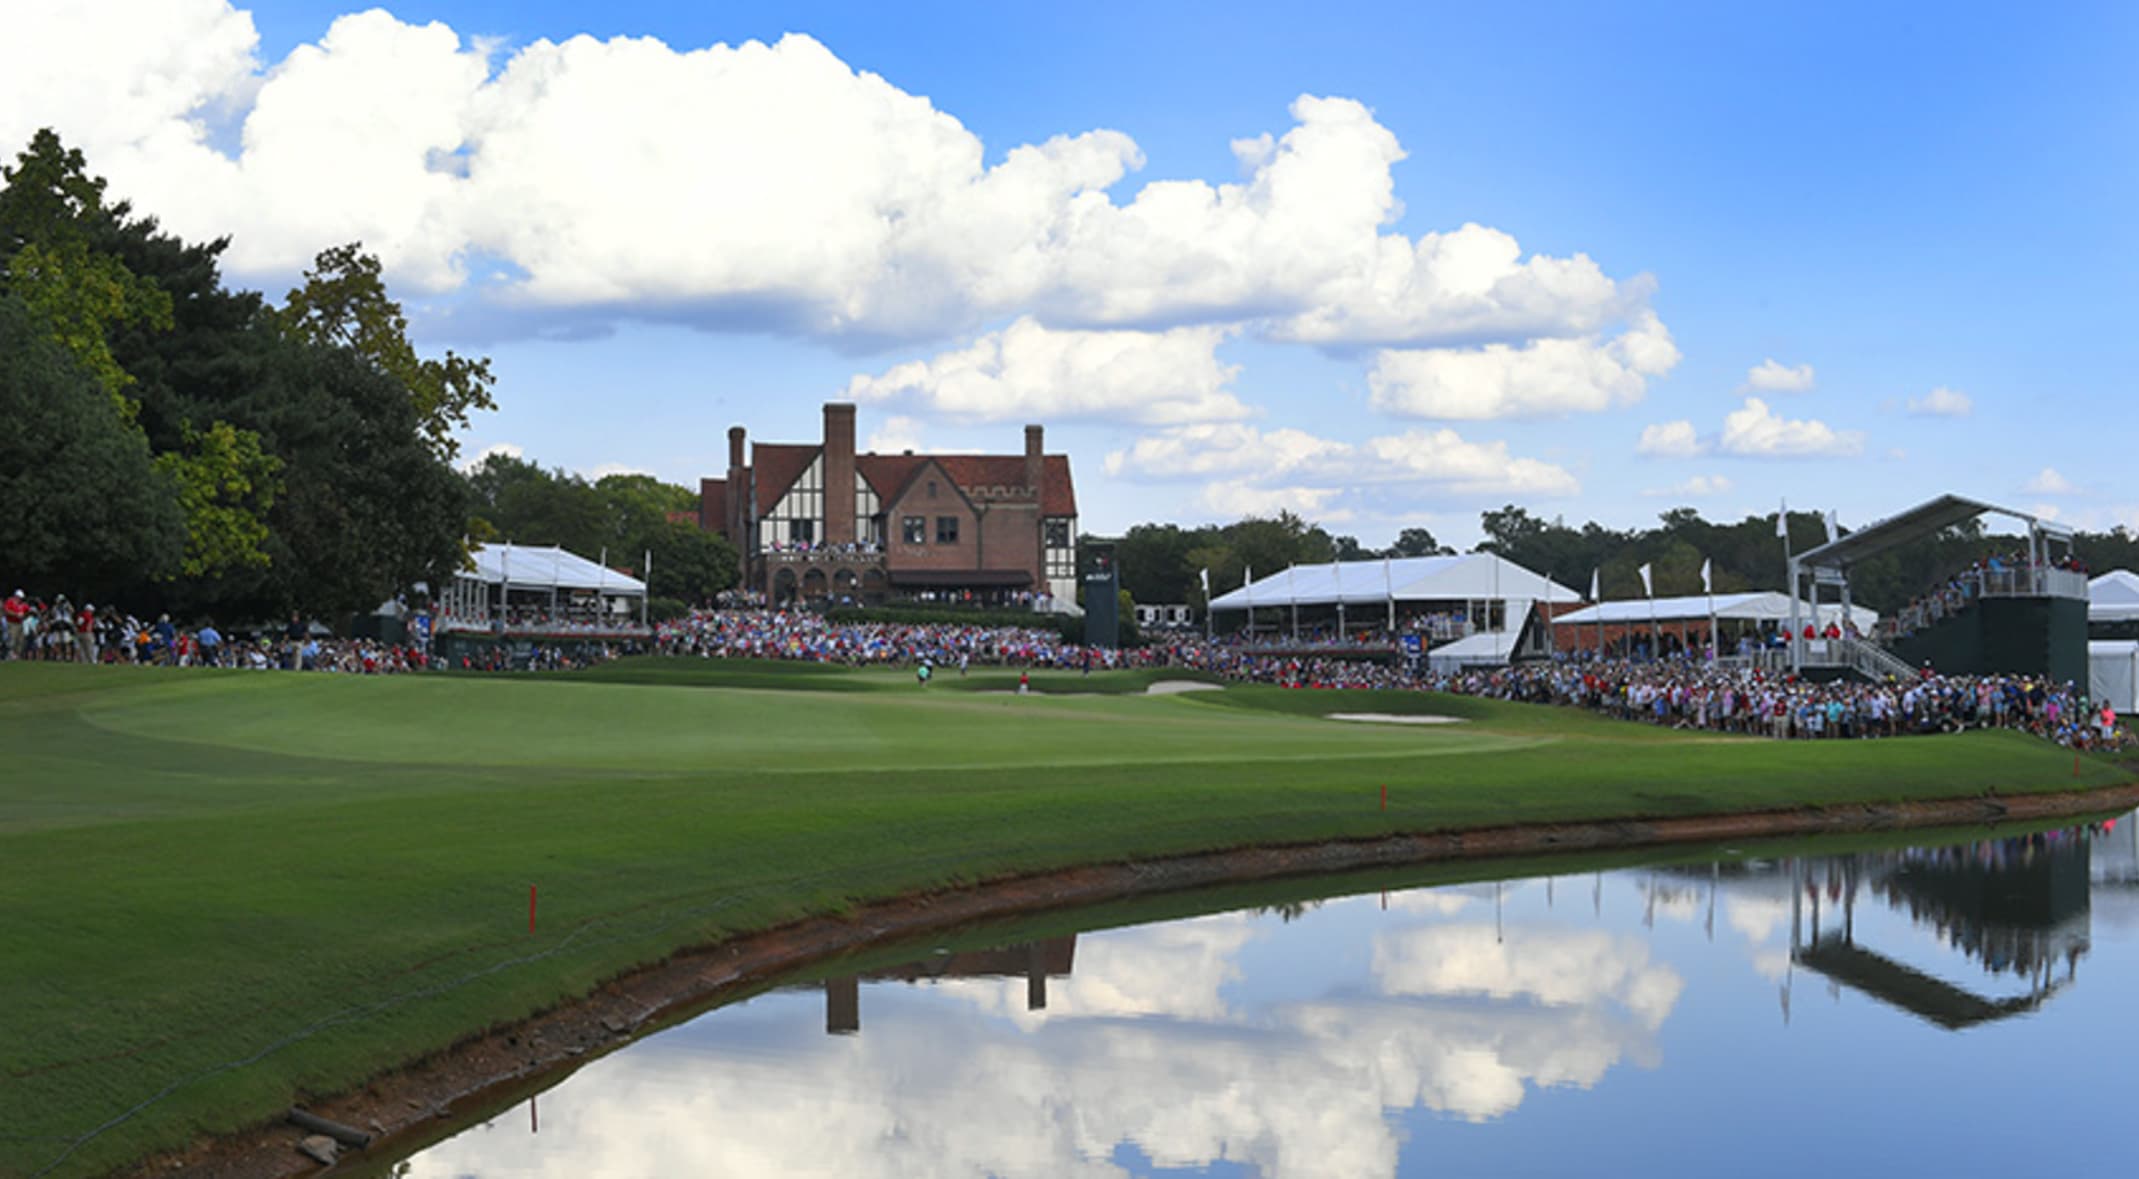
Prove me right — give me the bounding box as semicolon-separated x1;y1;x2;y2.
2094;570;2139;623
1797;494;2066;570
464;543;646;594
1207;553;1582;612
1553;591;1876;629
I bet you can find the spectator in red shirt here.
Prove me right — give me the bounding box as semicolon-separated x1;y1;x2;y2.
74;603;96;664
3;590;28;659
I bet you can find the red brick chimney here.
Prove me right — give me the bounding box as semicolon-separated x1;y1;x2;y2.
727;425;748;541
1024;424;1044;505
824;403;857;545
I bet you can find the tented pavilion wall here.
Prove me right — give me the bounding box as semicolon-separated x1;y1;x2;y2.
437;543;650;644
1207;553;1583;657
1552;592;1878;660
2092;571;2139;637
2090;641;2139;712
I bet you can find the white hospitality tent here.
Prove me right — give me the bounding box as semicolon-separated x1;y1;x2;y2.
2092;641;2139;712
1552;591;1877;656
2091;571;2139;625
440;542;649;631
1210;553;1581;617
1553;591;1877;631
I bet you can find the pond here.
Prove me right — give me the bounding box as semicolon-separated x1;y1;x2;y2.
383;814;2139;1177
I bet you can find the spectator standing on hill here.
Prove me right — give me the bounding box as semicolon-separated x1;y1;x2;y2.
197;620;222;668
284;613;306;670
74;602;96;664
3;590;26;659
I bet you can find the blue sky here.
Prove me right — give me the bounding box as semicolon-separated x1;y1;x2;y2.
6;1;2134;545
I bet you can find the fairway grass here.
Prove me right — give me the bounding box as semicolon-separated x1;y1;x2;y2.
3;659;2130;1177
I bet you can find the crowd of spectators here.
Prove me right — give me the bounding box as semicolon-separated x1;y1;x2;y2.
8;590;2126;751
653;609;2128;751
0;588;635;675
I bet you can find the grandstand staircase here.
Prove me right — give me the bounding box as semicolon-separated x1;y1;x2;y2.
1834;637;1919;683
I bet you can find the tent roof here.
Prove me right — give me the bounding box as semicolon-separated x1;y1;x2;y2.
2092;570;2139;622
464;543;646;594
1208;553;1581;611
1426;613;1533;667
1553;591;1877;628
1797;494;2063;570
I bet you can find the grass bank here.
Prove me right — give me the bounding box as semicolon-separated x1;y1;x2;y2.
2;658;2129;1177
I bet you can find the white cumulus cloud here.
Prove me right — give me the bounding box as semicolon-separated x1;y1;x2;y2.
844;318;1250;425
1106;422;1579;519
1718;398;1864;458
1906;386;1973;417
1642;475;1732;498
1366;312;1679;420
1635;420;1705;458
1742;358;1814;393
2023;467;2078;495
864;415;926;454
0;5;1657;351
459;441;524;472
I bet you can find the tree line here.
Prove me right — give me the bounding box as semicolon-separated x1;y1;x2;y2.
1093;505;2139;617
0;129;738;623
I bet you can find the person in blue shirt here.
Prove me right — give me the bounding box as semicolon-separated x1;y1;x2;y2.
197;621;223;668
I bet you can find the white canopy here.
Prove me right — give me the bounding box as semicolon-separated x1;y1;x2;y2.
2091;641;2139;712
1426;604;1535;673
1552;591;1876;630
2091;570;2139;624
464;543;646;595
1208;553;1582;612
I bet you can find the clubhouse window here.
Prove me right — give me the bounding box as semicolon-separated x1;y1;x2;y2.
902;515;926;544
936;516;960;544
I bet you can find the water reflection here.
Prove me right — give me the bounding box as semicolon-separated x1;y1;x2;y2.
391;816;2134;1179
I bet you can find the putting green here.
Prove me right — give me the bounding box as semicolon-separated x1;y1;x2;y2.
2;659;2127;1179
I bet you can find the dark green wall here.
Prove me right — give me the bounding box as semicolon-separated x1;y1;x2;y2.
1890;596;2087;683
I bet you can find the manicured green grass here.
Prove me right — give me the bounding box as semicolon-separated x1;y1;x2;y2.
1;659;2127;1177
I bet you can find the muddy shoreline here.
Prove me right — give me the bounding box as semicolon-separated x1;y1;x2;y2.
119;780;2139;1179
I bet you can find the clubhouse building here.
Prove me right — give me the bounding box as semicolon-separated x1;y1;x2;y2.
699;403;1079;609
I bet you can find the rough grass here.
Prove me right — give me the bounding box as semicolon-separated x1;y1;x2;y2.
1;659;2127;1178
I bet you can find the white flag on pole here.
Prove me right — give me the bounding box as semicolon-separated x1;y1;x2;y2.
1700;557;1712;593
1199;567;1210;597
1776;499;1789;539
1589;568;1600;601
1638;563;1653;596
1824;510;1839;545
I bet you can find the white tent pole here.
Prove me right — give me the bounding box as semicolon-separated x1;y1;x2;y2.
1288;564;1298;641
1384;554;1394;631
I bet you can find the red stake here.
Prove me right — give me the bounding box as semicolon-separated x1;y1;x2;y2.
1381;784;1388;811
2074;754;2082;778
529;883;538;934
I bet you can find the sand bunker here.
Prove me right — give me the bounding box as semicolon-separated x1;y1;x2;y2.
1327;712;1467;725
1146;681;1224;696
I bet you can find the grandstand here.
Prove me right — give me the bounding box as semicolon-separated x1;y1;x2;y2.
434;542;650;663
1791;495;2087;684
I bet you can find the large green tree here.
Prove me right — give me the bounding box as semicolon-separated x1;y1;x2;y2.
276;243;496;461
0;293;183;594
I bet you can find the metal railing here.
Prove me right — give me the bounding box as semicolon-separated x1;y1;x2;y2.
1833;636;1919;681
1979;566;2088;600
